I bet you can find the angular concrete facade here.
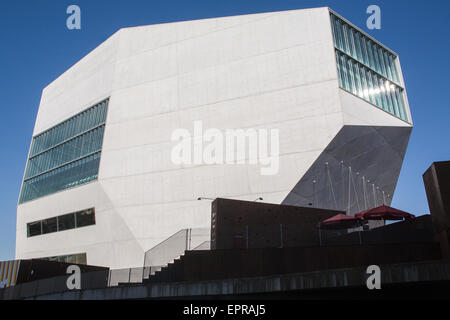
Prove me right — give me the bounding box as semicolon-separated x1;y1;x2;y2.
16;7;412;268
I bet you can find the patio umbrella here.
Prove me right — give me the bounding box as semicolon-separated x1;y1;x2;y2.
317;214;366;245
355;205;415;221
317;214;365;230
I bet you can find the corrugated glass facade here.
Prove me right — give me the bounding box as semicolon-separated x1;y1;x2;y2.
19;99;109;204
330;13;409;122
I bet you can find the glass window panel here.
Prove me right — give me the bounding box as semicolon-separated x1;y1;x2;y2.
347;59;356;94
340;54;349;91
377;47;387;78
389;54;399;84
353;58;364;98
41;253;87;265
76;254;87;265
330;13;408;122
390;84;400;117
58;213;76;231
20;98;108;204
360;36;369;66
76;209;96;228
336;53;343;84
42;217;58;234
342;24;350;54
373;73;382;107
358;65;368;100
395;88;407;121
383;51;393;81
366;70;376;105
337;19;344;52
335;22;341;51
354;32;363;62
28;99;109;157
27;221;42;237
348;28;356;58
372;43;381;75
101;103;107;123
383;80;394;114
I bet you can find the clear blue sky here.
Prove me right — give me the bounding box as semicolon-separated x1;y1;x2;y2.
0;0;449;261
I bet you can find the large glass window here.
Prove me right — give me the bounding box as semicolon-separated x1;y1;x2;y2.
19;99;109;204
26;208;96;238
76;208;96;228
330;13;409;123
42;217;58;234
335;51;408;120
58;213;76;232
27;221;42;238
42;253;87;265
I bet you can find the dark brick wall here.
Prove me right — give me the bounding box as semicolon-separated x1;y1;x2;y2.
211;198;344;250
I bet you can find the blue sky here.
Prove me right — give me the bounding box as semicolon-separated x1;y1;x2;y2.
0;0;449;261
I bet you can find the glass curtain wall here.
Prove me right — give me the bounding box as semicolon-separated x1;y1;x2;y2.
19;99;109;203
330;13;409;122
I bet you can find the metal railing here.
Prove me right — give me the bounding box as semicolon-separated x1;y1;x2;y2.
143;228;210;273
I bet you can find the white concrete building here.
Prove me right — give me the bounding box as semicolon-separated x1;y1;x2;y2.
16;7;412;269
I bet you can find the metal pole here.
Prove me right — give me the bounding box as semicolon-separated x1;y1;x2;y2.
363;176;368;210
347;167;352;213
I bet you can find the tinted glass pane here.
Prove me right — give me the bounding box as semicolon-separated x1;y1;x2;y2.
75;253;87;265
66;255;78;264
19;99;108;204
331;13;408;123
20;152;101;203
42;253;87;265
58;213;75;231
330;13;400;86
76;209;96;228
30;99;108;157
27;221;42;237
335;50;408;122
42;217;58;234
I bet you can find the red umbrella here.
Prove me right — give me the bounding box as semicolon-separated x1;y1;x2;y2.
355;205;415;221
317;214;365;230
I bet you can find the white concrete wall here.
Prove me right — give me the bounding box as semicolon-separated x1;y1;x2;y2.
16;7;409;269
